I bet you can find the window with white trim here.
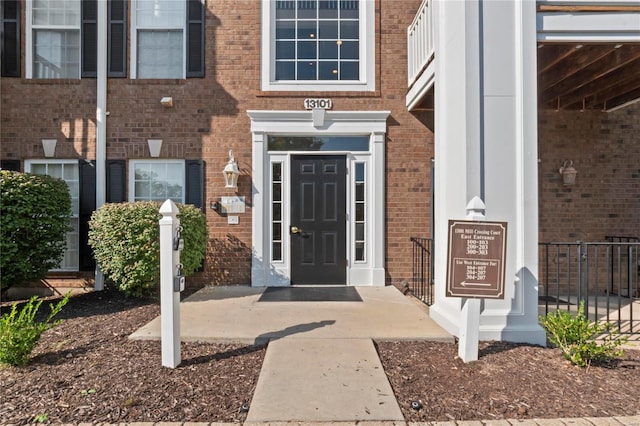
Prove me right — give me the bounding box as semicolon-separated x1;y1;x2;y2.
29;0;81;78
25;160;80;271
262;0;375;91
130;160;185;203
132;0;185;78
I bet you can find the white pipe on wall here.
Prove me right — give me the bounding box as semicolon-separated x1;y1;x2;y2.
94;0;108;291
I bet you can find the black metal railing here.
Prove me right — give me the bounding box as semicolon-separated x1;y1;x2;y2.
410;237;434;305
539;240;640;334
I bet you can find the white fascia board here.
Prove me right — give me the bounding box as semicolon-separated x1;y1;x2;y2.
406;60;436;111
537;11;640;41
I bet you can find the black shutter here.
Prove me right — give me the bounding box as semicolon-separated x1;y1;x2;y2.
0;159;20;171
81;0;97;77
185;160;205;210
108;0;127;77
106;160;126;203
79;160;96;271
186;0;205;77
1;0;20;77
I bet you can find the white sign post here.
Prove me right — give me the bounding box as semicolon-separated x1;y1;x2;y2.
458;196;485;362
159;199;181;368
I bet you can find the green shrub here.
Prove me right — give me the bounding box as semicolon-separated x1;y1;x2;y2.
539;301;627;367
88;201;208;297
0;293;70;366
0;170;72;290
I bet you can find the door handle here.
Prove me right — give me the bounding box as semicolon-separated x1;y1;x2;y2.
290;226;303;235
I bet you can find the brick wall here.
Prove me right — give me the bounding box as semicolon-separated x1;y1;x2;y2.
1;0;433;289
538;104;640;243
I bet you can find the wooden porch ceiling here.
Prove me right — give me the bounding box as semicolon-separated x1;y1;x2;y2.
409;43;640;112
538;43;640;111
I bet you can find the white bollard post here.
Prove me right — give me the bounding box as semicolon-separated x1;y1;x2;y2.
458;196;485;362
159;199;181;368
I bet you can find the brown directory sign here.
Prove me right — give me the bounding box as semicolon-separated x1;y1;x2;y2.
446;220;508;299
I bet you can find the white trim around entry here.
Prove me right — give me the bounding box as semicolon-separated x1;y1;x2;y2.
247;110;390;287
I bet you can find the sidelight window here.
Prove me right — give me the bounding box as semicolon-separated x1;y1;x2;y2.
354;162;365;262
271;162;284;261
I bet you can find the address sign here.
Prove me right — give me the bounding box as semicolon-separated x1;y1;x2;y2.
304;98;333;110
446;220;508;299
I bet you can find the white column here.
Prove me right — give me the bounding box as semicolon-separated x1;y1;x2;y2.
430;0;546;345
159;200;181;368
371;131;386;285
251;131;267;287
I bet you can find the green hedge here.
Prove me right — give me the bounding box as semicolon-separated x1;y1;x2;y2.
0;170;72;290
88;201;208;297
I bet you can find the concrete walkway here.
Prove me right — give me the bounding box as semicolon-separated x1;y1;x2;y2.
246;338;404;422
130;285;452;422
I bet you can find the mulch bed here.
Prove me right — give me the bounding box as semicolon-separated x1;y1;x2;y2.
377;340;640;422
1;289;639;424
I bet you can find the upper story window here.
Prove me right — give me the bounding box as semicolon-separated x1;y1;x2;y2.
131;0;205;79
261;0;375;92
22;0;203;79
28;0;81;78
24;0;129;79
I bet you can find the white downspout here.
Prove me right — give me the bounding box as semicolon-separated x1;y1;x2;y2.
94;0;107;291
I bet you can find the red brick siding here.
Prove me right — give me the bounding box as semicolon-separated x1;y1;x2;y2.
538;104;640;243
1;0;433;289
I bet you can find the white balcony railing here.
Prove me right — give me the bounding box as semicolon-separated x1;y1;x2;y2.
407;0;435;87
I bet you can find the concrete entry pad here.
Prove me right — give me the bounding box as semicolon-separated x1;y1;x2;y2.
245;338;404;422
130;285;452;344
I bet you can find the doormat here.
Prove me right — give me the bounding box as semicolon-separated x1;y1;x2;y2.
258;286;362;302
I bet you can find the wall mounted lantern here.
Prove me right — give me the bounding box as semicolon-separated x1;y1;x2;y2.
148;139;163;157
559;160;577;186
223;150;240;189
42;139;57;158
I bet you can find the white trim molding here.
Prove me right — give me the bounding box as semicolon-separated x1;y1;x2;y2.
537;6;640;42
248;110;390;287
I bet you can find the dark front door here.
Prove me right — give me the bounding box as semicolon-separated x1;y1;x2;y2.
290;155;347;284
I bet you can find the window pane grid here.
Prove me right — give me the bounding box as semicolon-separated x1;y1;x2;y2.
133;161;184;204
33;0;80;27
275;0;359;81
272;162;284;262
136;0;185;28
354;163;365;262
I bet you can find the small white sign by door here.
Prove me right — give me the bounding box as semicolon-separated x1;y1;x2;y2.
220;196;245;214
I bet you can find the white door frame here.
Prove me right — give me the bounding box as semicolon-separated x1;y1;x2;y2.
247;110;390;287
